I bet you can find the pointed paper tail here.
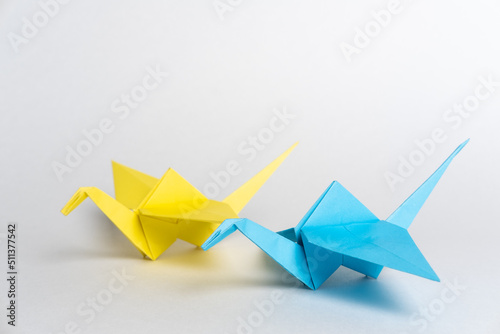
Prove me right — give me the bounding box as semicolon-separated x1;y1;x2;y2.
387;139;469;229
223;142;298;215
61;187;153;258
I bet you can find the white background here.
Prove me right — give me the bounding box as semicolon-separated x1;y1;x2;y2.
1;1;499;333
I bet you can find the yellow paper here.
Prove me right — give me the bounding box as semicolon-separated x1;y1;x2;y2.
61;143;297;260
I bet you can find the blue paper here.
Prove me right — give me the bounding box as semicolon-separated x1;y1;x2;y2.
202;140;469;289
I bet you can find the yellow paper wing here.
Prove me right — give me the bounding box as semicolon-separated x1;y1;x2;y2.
112;161;159;210
139;168;207;210
139;200;238;247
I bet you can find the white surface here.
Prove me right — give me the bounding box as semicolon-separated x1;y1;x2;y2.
1;1;499;333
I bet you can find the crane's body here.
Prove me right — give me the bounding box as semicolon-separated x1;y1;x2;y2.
62;143;297;260
202;141;468;289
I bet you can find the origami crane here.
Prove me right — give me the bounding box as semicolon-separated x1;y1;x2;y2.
202;140;468;289
61;143;297;260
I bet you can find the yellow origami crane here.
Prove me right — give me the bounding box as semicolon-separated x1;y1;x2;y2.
61;143;297;260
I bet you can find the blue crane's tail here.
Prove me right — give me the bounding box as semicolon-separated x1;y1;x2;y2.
387;140;469;229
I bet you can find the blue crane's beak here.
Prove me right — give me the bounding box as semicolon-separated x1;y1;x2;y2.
201;218;243;251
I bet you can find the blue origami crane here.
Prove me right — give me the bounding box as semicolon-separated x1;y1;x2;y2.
202;140;468;289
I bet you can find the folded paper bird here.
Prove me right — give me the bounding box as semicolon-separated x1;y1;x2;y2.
61;143;297;260
202;140;468;289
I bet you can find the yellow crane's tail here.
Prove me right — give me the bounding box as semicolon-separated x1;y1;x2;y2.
223;142;297;215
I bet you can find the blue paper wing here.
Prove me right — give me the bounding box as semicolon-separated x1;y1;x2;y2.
301;221;439;281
